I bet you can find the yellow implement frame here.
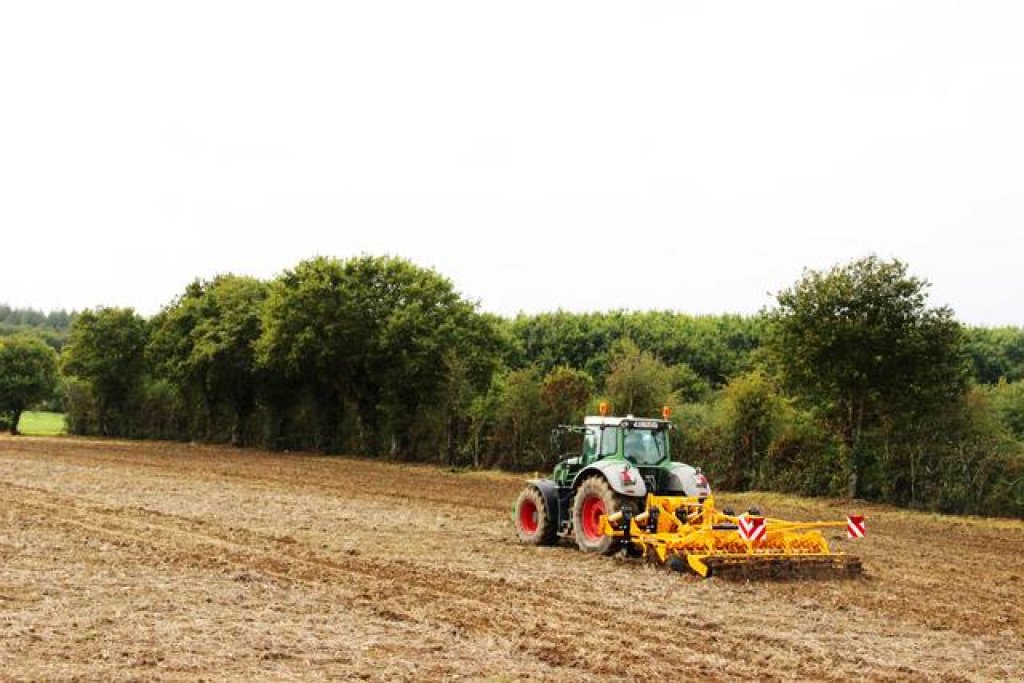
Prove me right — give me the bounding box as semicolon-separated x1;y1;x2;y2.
600;494;862;578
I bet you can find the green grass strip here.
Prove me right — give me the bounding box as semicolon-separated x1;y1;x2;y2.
18;411;66;436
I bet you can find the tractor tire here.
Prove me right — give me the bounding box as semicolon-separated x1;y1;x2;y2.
514;485;557;545
572;476;631;555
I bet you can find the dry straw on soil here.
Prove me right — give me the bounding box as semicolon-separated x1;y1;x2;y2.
1;436;1022;681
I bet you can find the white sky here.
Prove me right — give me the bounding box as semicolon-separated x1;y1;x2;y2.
1;2;1022;325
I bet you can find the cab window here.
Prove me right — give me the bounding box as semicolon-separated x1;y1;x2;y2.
599;427;619;457
624;429;668;465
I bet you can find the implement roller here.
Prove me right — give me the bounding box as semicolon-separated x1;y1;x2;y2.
599;494;865;578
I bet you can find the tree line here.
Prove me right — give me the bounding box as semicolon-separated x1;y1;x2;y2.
0;305;75;353
0;305;75;331
1;255;1022;516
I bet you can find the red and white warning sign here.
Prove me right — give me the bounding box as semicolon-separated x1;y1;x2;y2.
847;515;866;539
737;515;766;542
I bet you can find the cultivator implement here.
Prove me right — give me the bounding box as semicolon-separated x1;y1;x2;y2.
600;494;865;579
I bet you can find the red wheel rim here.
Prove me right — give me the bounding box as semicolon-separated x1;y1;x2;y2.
519;499;539;534
580;495;605;541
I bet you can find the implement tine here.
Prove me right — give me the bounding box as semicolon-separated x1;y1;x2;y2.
602;494;865;579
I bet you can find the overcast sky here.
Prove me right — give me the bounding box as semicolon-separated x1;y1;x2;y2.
1;2;1022;325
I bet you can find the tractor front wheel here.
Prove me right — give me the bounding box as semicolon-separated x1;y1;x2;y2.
573;477;629;555
513;485;557;545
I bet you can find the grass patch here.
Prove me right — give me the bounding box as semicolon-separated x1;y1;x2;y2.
18;411;66;436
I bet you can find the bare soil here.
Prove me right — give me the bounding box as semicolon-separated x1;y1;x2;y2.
1;436;1022;681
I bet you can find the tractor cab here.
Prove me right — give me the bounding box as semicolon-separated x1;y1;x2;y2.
552;414;672;488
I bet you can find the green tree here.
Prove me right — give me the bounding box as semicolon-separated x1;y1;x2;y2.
353;256;497;456
509;310;763;385
433;317;511;466
0;334;58;434
149;275;267;445
991;379;1024;440
62;308;149;436
965;326;1024;384
713;370;784;490
257;257;367;451
258;255;494;455
0;305;76;352
764;256;969;498
604;338;674;417
539;366;595;425
670;362;711;402
494;366;547;469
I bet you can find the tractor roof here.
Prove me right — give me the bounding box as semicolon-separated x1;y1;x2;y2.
584;415;670;428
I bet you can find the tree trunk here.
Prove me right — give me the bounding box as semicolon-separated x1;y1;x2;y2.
318;388;344;454
10;408;22;435
97;403;108;437
393;397;419;458
844;396;866;499
445;415;455;466
231;395;255;448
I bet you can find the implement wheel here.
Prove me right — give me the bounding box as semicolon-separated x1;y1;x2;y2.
514;486;557;545
572;477;629;555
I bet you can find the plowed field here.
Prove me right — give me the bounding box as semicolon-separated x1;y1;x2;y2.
2;436;1022;681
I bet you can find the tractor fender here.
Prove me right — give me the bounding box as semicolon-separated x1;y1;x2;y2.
663;462;712;497
527;478;561;522
571;461;647;498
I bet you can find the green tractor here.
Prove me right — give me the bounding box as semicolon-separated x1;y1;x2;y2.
513;410;711;554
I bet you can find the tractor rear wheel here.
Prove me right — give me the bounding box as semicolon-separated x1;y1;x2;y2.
514;485;557;545
572;476;630;555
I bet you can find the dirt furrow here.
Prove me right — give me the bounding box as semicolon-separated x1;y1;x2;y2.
2;436;1022;681
1;480;812;680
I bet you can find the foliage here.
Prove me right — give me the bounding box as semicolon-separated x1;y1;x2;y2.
137;379;189;441
903;388;1024;517
709;370;785;490
990;379;1024;441
257;255;500;455
764;255;969;497
509;310;762;385
603;339;675;417
540;366;595;425
61;308;149;437
674;371;840;497
670;362;711;403
0;334;59;434
64;378;99;436
0;304;76;352
33;254;1021;518
149;275;267;445
460;365;596;471
0;305;75;330
492;367;547;469
964;326;1024;384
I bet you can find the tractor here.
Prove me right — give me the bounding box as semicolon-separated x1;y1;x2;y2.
513;407;865;578
513;407;710;554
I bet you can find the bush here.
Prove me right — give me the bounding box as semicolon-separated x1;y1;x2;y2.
763;413;842;496
64;378;100;436
137;380;189;441
991;379;1024;440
